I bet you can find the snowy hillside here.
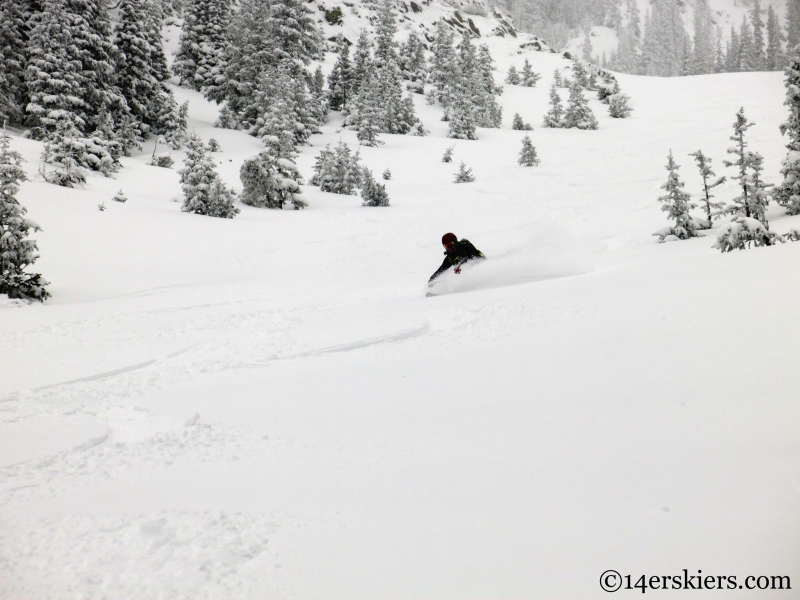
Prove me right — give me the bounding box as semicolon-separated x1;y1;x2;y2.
1;1;799;598
562;0;785;62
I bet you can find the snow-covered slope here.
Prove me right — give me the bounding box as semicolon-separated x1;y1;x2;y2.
563;0;786;62
1;13;799;599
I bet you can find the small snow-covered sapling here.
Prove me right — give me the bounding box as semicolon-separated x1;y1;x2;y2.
382;168;391;180
454;161;475;183
207;138;222;152
518;135;540;166
442;145;454;163
112;189;127;203
512;113;533;131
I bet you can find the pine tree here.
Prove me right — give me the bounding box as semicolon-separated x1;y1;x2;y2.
214;0;319;127
453;160;474;183
766;5;785;71
448;97;477;140
0;128;49;301
25;0;88;140
173;0;231;92
713;215;781;252
442;145;454;163
179;134;239;218
787;0;800;53
581;28;593;63
328;35;353;110
520;59;541;87
505;65;521;85
351;29;374;96
116;0;181;142
739;16;756;71
692;0;715;74
689;150;726;226
265;0;320;66
518;135;540;166
382;168;391;180
552;69;564;88
428;21;456;104
512;113;533;130
112;189;128;203
724;108;770;222
543;82;564;128
40;113;91;185
608;93;632;118
655;151;697;240
0;1;29;125
749;0;766;71
775;46;800;215
562;79;598;130
571;61;589;88
398;31;428;85
356;80;385;147
725;26;740;72
361;168;390;206
312;141;361;195
240;148;306;209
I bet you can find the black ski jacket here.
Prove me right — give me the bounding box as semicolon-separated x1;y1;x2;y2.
429;239;485;282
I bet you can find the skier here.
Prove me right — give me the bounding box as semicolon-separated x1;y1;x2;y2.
429;233;485;282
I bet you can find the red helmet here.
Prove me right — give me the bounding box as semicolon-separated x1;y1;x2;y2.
442;232;457;245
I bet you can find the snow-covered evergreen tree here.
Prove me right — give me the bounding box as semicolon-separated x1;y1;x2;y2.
361;168;390;206
512;113;533;130
40;114;91;185
692;0;715;74
518;135;540;166
608;93;632;118
442;145;454;163
724;108;770;221
766;5;786;71
0;129;49;301
543;82;564;128
738;16;756;71
453;160;474;183
448;98;477;140
173;0;231;93
179;134;239;218
713;216;781;251
788;0;800;53
0;1;29;125
351;29;374;96
775;47;800;215
749;0;766;71
214;0;319;128
571;60;589;88
207;138;221;152
398;30;427;85
112;189;128;203
116;0;181;143
520;59;541;87
25;0;88;141
505;65;521;85
382;168;391;180
655;150;697;240
312;141;361;195
240;148;305;209
327;35;353;110
597;77;621;103
562;79;598;130
581;28;593;62
689;150;726;227
428;21;456;103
